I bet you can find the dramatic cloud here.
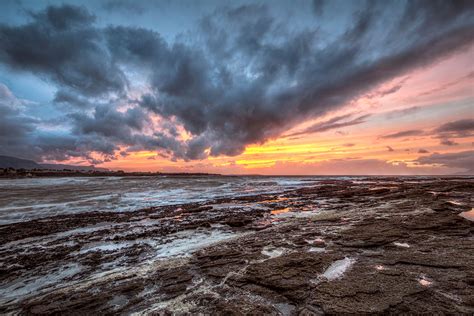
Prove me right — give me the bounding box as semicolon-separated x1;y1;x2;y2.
435;119;474;138
416;150;474;174
0;5;126;97
0;1;473;163
381;119;474;145
102;0;147;15
0;84;37;157
432;119;474;146
0;88;122;162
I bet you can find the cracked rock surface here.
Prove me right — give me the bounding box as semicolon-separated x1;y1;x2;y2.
1;177;473;314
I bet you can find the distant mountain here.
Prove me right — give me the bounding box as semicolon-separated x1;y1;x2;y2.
0;155;41;169
38;163;108;171
0;155;107;171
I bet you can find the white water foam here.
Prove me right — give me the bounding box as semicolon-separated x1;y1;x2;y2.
322;257;355;280
393;242;410;248
154;229;241;258
0;176;318;224
261;246;286;259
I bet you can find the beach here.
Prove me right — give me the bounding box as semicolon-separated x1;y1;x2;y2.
0;176;473;314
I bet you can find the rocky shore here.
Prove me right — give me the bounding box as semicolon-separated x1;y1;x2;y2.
0;177;473;314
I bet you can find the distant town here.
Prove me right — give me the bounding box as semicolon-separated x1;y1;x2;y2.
0;168;219;178
0;155;219;178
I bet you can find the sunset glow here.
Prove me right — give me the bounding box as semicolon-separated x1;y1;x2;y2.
99;47;474;175
0;0;472;175
1;2;474;314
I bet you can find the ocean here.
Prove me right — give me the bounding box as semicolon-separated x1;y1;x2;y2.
0;175;350;224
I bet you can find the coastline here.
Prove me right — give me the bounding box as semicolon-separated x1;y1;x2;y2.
0;177;473;314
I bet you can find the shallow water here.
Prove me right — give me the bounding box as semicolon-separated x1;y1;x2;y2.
0;176;324;224
1;176;473;314
459;208;474;221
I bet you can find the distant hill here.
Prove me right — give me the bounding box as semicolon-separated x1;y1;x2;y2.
0;155;40;169
0;155;107;171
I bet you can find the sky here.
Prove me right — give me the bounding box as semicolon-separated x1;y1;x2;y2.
0;0;473;175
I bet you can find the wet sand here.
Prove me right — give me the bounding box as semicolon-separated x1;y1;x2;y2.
0;177;473;314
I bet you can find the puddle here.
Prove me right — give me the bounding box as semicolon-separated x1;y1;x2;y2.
322;257;355;280
260;196;289;204
306;237;325;244
272;209;319;219
418;275;433;287
369;186;392;191
271;208;291;215
308;247;325;253
155;229;240;258
0;263;82;303
261;246;286;259
109;294;129;309
80;229;244;258
393;242;410;248
274;303;295;316
210;202;269;211
81;241;134;253
459;208;474;221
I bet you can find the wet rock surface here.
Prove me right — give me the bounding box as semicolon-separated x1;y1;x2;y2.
0;177;473;314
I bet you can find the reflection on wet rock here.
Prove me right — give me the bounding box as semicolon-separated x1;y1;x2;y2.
0;176;473;314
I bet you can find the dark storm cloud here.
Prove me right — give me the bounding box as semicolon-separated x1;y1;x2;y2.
0;87;122;162
311;0;326;16
54;90;95;109
102;0;146;15
416;150;474;173
136;1;474;158
0;4;126;97
70;105;149;139
0;103;119;163
31;133;117;162
381;130;425;139
0;84;37;150
69;105;188;159
0;1;473;162
29;4;95;30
